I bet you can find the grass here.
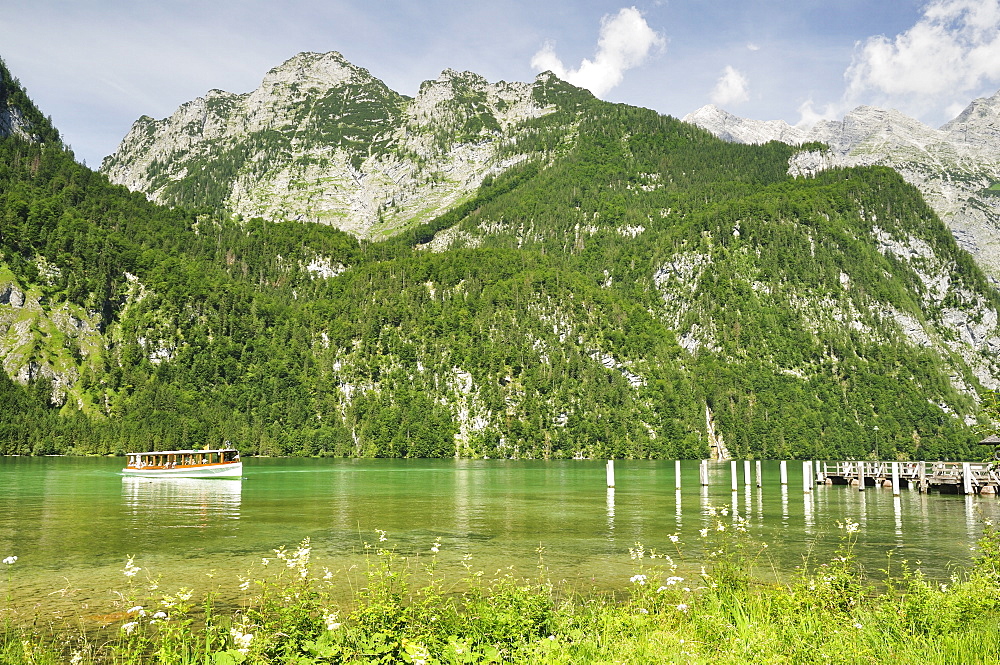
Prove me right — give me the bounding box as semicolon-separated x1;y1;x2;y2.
2;513;1000;664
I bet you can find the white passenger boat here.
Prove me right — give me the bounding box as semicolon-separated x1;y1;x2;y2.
122;448;243;478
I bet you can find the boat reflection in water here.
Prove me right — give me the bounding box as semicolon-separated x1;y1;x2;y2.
122;476;242;529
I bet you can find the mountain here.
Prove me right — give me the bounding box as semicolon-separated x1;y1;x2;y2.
684;99;1000;282
0;58;59;144
100;51;563;238
2;53;999;461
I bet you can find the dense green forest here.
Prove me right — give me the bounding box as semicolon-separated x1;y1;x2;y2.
0;58;995;460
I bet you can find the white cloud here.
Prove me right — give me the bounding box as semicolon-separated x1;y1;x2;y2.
796;98;842;128
710;66;750;107
844;0;1000;116
530;7;665;97
746;43;760;52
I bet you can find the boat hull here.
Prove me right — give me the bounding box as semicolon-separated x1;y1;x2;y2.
122;462;243;479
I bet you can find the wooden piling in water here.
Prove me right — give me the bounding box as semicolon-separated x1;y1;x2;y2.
803;461;812;493
891;461;900;496
744;460;751;485
858;460;865;492
700;460;709;486
731;460;738;492
606;459;615;488
675;460;682;490
756;460;762;488
779;460;788;485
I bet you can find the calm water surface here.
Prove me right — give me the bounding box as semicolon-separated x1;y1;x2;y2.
2;457;998;618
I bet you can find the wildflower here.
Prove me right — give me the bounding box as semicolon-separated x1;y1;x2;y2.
177;588;193;602
939;583;948;593
720;506;729;516
677;603;689;612
152;611;168;620
665;576;684;585
837;519;860;534
699;528;709;538
853;622;863;629
122;556;141;578
668;533;680;544
2;556;16;565
629;542;645;560
657;586;669;593
69;651;83;665
127;605;145;616
238;576;250;591
323;611;341;631
377;529;388;543
630;574;647;585
261;557;271;566
323;567;333;580
638;608;649;614
431;540;441;554
231;628;253;654
716;522;727;532
121;621;139;635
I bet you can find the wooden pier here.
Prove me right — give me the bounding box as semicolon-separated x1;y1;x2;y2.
819;460;1000;495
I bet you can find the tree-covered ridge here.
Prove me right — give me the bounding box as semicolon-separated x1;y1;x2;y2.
0;58;60;145
2;70;997;460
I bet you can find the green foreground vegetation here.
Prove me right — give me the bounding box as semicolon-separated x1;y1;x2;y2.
4;515;1000;664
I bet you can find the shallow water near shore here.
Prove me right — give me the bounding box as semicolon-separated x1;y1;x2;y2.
2;456;998;619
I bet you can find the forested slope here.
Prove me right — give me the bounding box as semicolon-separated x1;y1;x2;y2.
1;60;996;460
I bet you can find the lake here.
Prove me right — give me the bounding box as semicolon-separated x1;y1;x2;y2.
2;457;998;619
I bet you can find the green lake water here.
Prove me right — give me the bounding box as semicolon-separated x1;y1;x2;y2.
2;457;999;619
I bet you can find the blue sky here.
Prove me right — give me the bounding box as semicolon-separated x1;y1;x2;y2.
4;1;999;167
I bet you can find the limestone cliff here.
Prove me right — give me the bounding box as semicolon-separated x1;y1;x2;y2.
101;52;556;237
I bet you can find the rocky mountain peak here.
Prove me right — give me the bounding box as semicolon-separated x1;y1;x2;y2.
101;51;557;238
681;104;807;145
686;93;1000;281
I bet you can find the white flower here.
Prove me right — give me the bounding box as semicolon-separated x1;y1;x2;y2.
323;567;333;580
127;605;145;616
720;507;729;517
656;586;669;593
122;556;140;578
121;621;139;635
231;628;253;654
377;529;388;543
677;603;689;612
716;522;727;532
665;576;684;585
152;611;168;620
323;611;341;631
853;622;863;629
668;533;680;544
2;556;16;565
431;540;441;554
69;651;83;665
699;528;709;538
630;574;647;585
238;577;250;591
638;608;649;614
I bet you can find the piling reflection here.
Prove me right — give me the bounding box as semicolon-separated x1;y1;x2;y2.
122;477;241;529
893;496;903;540
605;487;615;534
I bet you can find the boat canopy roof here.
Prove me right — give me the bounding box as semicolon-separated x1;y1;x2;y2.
127;449;239;456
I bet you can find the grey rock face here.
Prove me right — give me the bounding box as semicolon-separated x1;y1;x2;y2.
101;52;555;238
685;98;1000;283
